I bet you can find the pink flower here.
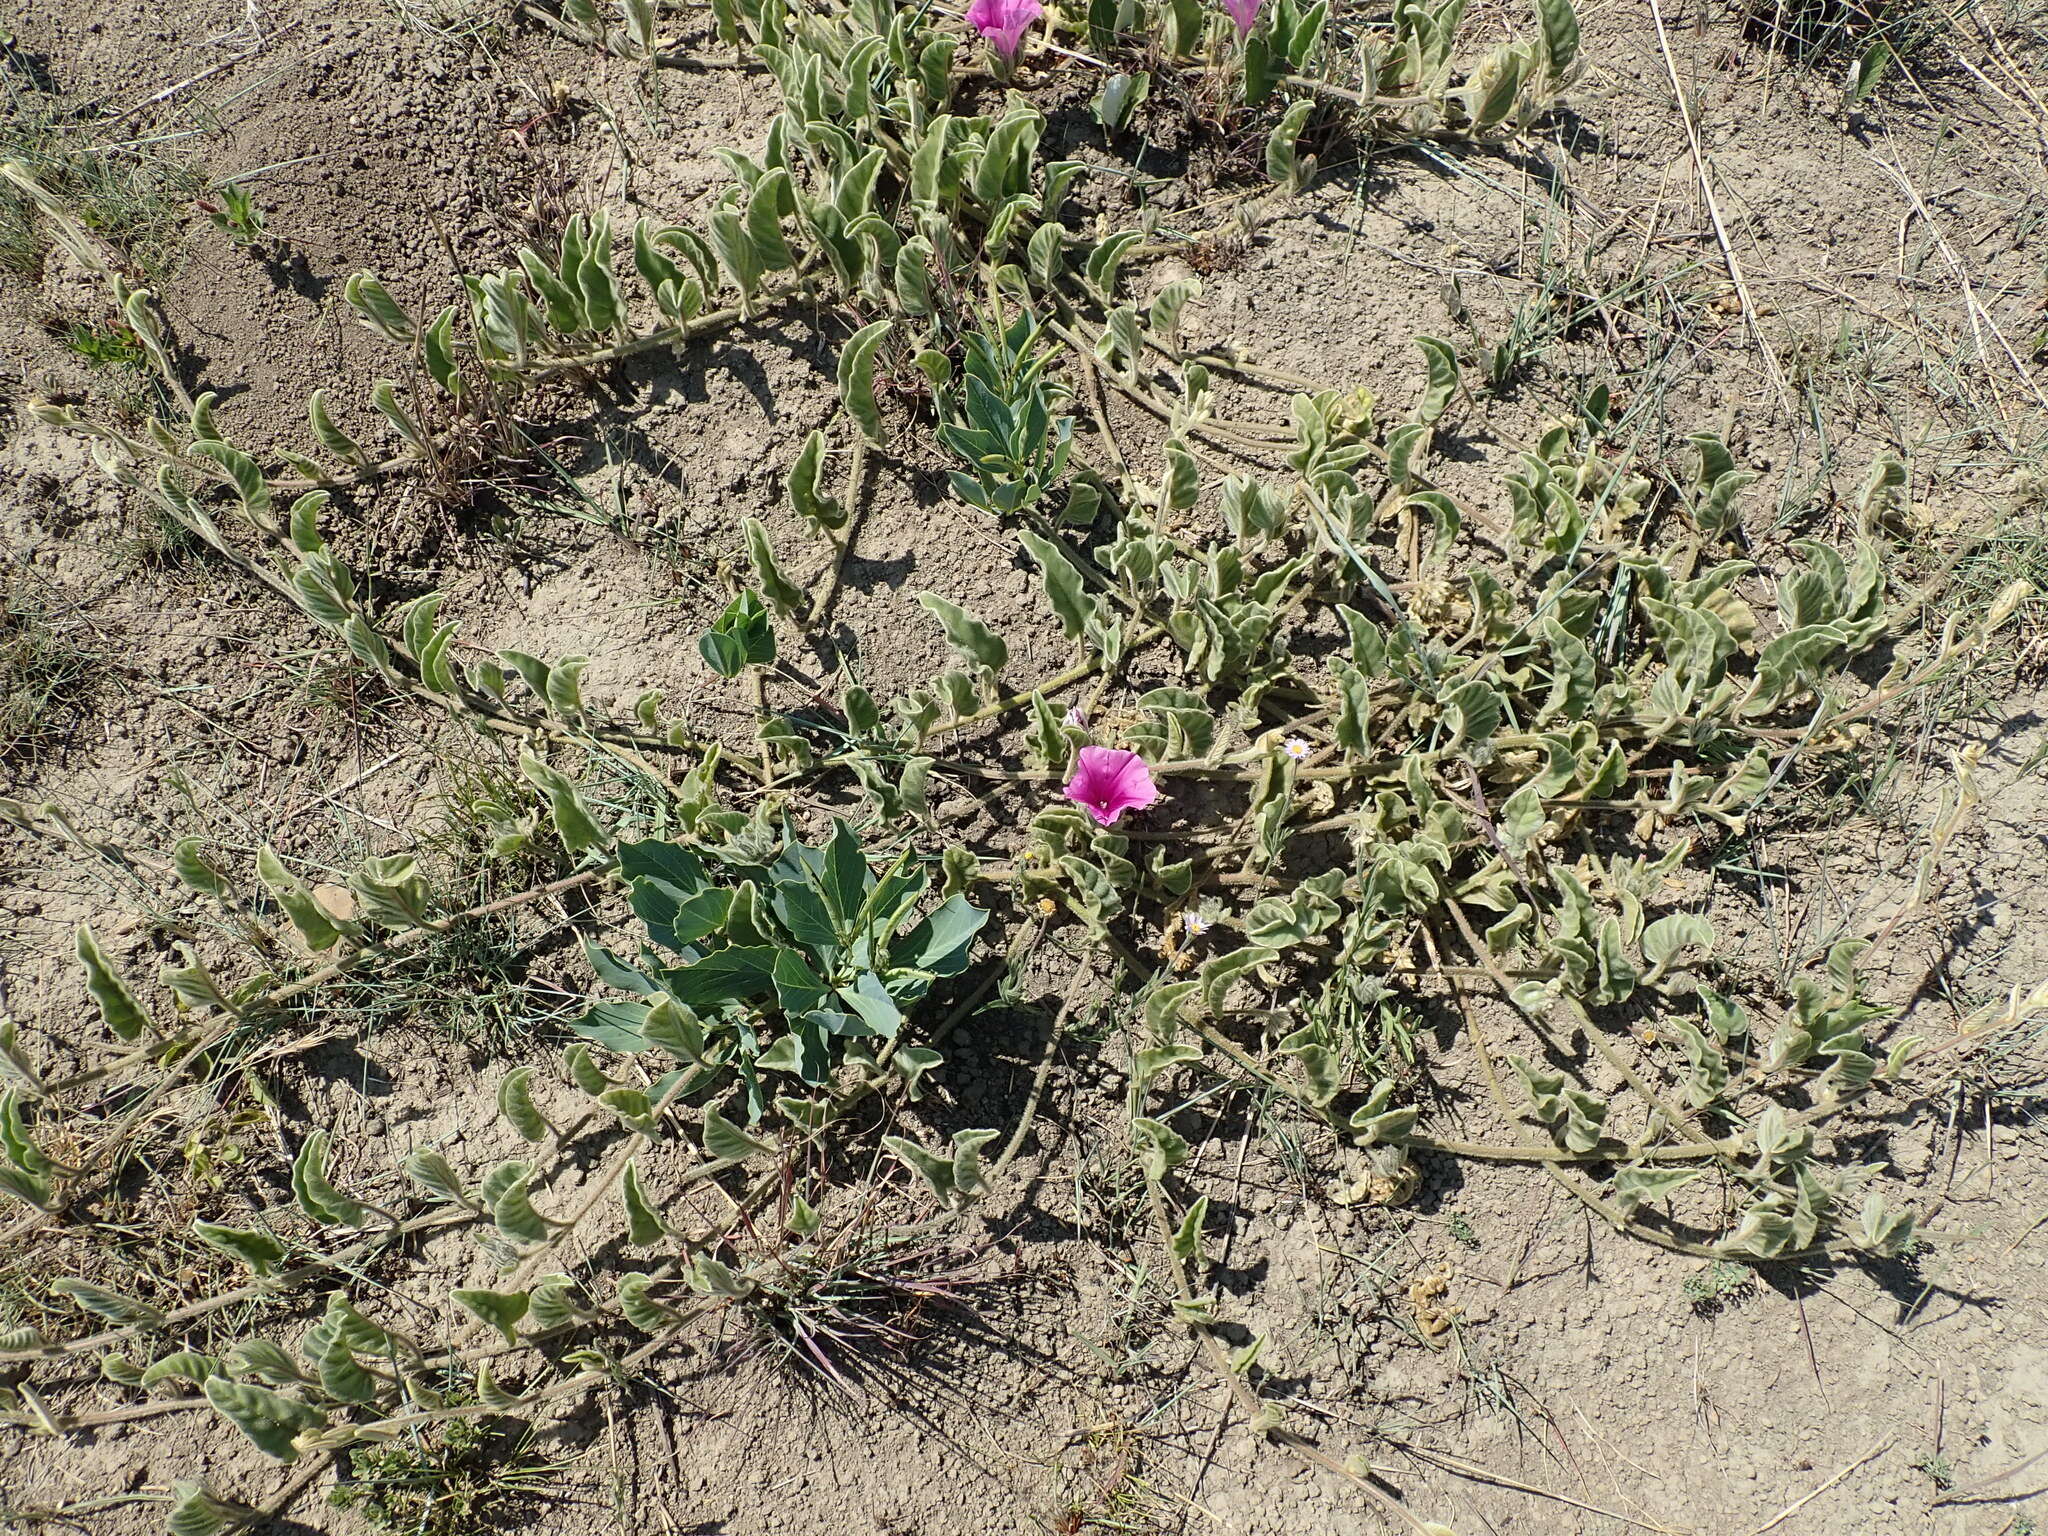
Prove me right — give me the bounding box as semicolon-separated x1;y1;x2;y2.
967;0;1042;62
1064;704;1087;727
1064;746;1161;827
1222;0;1262;35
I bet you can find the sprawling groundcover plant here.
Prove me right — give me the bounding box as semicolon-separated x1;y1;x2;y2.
1;0;2035;1524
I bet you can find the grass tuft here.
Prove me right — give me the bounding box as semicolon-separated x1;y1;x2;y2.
1;43;205;282
0;579;99;762
733;1209;996;1390
329;1412;565;1536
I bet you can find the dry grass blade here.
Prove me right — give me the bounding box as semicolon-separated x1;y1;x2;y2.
1646;0;1795;420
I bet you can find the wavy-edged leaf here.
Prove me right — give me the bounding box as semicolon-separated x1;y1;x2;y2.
453;1287;529;1345
491;1170;553;1245
291;1131;368;1228
192;1222;286;1276
1131;1117;1190;1181
76;926;150;1042
497;1066;550;1142
838;317;892;447
702;1103;774;1163
52;1277;163;1328
140;1351;219;1389
203;1377;326;1462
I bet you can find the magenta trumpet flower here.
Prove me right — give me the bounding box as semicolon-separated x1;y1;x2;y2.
967;0;1043;63
1063;746;1162;827
1222;0;1263;36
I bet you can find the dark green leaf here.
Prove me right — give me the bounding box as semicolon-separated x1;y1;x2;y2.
658;946;779;1010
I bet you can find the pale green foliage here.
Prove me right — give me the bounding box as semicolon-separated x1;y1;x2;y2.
881;1127;999;1208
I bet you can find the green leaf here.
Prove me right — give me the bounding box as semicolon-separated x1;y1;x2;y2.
787;1192;822;1237
187;440;272;524
706;207;762;303
629;878;730;956
1144;981;1198;1041
881;1133;956;1204
1131;1117;1189;1181
893;1045;944;1099
661;946;779;1010
1264;98;1316;192
192;1222;286;1276
1197;946;1276;1018
617;1272;686;1331
141;1351;220;1389
319;1291;389;1356
1669;1018;1728;1107
347;855;433;928
497;1066;550;1142
1465;43;1525;128
838;318;892;447
1348;1079;1418;1144
567;1000;652;1052
421;305;463;394
1535;0;1581;84
786;427;845;534
744;516;808;618
1163;443;1200;509
401;1149;471;1206
699;589;776;675
621;1160;669;1246
204;1377;326;1461
834;971;901;1038
1497;782;1548;860
0;1090;53;1176
226;1339;308;1386
316;1330;376;1405
290;1131;368;1228
1017;528;1098;641
564;1041;613;1095
474;1362;531;1410
1559;1087;1608;1153
492;1169;553;1244
1588;917;1639;1006
892;893;988;974
1641;914;1714;985
342;270;416;344
1085;229;1144;294
702;1103;774;1162
371;378;432;456
918;592;1008;671
307;388;365;466
76;926;150;1041
453;1288;530;1346
1611;1165;1704;1216
256;845;344;951
52;1277;163;1328
640;997;708;1062
743;169;795;269
949;1127;1000;1201
1414;336;1461;425
1854;1191;1915;1256
1281;1027;1342;1106
167;1481;241;1536
543;655;588;718
599;1086;657;1133
1170;1195;1210;1266
526;1271;590;1333
519;753;606;854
